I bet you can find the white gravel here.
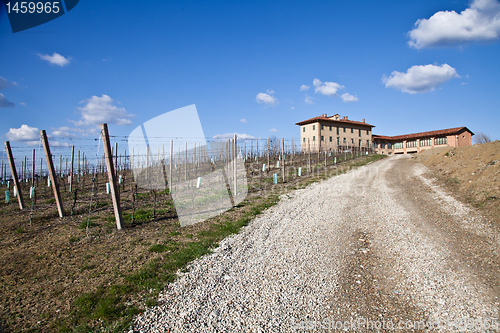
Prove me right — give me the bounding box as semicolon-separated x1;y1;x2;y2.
131;155;499;332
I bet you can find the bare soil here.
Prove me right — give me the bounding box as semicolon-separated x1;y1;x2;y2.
0;152;376;332
413;141;500;226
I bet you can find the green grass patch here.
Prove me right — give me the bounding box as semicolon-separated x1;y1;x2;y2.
69;236;80;243
52;173;282;331
15;227;25;234
80;264;96;271
148;244;168;253
78;216;98;229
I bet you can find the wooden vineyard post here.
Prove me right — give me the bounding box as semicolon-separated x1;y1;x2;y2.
256;138;259;164
101;124;124;230
40;130;65;217
281;138;285;182
267;137;270;172
70;145;75;192
169;140;173;194
233;135;237;198
4;141;25;210
77;150;80;182
114;142;118;174
32;149;36;187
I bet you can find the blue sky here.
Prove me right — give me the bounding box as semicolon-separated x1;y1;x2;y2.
1;0;499;161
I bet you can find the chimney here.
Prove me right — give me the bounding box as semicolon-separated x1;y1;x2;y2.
343;116;348;120
362;119;365;123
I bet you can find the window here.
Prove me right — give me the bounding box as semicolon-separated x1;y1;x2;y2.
336;127;339;135
337;137;339;145
343;138;346;143
374;142;378;148
321;125;324;130
381;143;385;149
313;136;316;141
366;130;369;135
359;129;361;137
359;139;361;146
387;143;392;149
351;138;354;144
407;140;417;148
313;125;315;130
329;126;332;131
351;128;353;134
303;138;305;143
321;136;324;141
343;127;346;133
302;127;305;132
366;140;369;147
435;137;447;145
394;142;404;149
329;136;332;142
420;138;431;147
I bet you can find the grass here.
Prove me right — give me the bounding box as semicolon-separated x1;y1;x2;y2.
148;244;168;253
15;227;25;234
69;236;81;243
54;193;281;332
50;153;381;332
78;216;98;229
80;264;96;271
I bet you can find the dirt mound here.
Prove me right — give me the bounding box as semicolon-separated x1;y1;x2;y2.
414;141;500;224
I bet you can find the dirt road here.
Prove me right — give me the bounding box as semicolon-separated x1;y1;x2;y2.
133;155;500;332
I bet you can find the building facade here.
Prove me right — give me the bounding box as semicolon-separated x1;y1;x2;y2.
296;114;474;154
372;127;474;155
295;114;375;152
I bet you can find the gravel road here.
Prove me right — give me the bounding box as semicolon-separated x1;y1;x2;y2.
131;155;499;332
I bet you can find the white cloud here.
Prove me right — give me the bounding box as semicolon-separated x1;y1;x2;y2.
291;106;295;110
300;85;310;91
73;94;134;126
50;141;71;147
256;92;278;106
212;132;255;140
383;64;460;94
51;126;85;137
313;78;344;97
0;93;14;108
304;94;315;105
5;125;39;142
38;52;71;66
408;0;500;48
270;128;278;133
266;89;275;94
0;76;10;90
341;93;358;102
240;118;247;123
19;102;26;106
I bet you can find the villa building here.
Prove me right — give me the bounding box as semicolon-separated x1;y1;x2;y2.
372;127;474;155
295;114;374;152
296;114;474;154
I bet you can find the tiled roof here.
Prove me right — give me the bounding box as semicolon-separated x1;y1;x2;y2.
373;127;474;141
295;116;375;127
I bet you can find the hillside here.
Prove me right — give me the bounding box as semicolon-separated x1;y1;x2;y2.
414;141;500;225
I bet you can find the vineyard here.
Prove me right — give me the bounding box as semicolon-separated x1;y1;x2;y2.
0;124;380;332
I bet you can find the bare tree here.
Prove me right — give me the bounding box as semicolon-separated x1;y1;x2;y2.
473;132;491;144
